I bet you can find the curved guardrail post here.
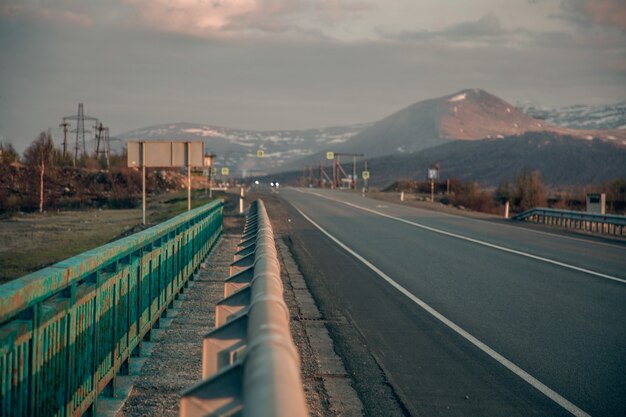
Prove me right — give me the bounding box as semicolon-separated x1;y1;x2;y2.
180;199;308;417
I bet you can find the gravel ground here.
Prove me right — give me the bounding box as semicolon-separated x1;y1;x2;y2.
116;234;240;417
112;195;355;417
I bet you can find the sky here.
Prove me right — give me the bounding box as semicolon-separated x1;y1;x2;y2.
1;0;625;152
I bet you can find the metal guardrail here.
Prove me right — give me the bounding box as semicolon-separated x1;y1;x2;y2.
512;207;626;236
179;199;308;417
0;200;223;417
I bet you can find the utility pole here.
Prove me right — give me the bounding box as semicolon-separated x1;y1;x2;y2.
204;153;216;197
59;119;70;160
319;161;324;188
352;155;357;190
319;160;332;187
94;122;111;169
309;165;314;187
363;159;369;192
63;103;98;166
333;153;364;190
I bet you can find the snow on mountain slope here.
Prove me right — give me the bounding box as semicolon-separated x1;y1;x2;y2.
117;122;369;176
522;102;626;130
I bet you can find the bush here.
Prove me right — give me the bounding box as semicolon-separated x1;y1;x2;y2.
452;181;497;213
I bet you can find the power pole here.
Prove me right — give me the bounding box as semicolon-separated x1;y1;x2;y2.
94;123;111;169
319;161;324;188
204;153;216;197
63;103;98;166
364;159;369;192
59;119;70;160
333;153;364;190
320;160;332;187
352;155;357;190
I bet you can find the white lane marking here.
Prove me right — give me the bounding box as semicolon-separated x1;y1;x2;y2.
294;206;591;417
296;189;626;285
294;187;625;249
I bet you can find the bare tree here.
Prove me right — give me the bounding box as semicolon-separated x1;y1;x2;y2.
0;141;20;165
515;169;547;211
24;132;55;213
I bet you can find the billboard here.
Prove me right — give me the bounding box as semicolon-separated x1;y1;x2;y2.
127;141;205;168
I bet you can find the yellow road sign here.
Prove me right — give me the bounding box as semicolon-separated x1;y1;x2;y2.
221;167;229;176
257;150;265;158
362;170;370;180
326;151;334;160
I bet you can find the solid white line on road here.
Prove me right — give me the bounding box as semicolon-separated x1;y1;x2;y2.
355;191;623;250
294;205;592;417
301;190;626;285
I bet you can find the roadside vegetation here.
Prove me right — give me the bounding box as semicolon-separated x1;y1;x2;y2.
0;132;221;215
0;133;225;283
0;189;224;283
384;171;626;216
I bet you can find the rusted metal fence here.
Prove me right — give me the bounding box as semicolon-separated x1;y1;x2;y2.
0;200;223;417
179;199;308;417
512;207;626;236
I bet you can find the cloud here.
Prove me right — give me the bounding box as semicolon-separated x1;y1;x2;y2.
0;3;94;27
585;0;626;31
121;0;371;39
377;13;508;44
556;0;626;32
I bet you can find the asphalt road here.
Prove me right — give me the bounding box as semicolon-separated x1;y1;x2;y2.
276;188;626;417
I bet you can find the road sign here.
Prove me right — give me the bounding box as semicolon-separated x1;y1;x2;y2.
362;170;370;180
127;141;204;168
127;141;205;225
221;167;229;176
428;169;438;180
326;151;334;160
257;150;265;158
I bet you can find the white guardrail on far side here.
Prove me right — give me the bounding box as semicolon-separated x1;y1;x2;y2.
512;207;626;236
179;199;308;417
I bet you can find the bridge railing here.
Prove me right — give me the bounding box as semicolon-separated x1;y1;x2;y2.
179;199;308;417
0;200;223;417
511;207;626;236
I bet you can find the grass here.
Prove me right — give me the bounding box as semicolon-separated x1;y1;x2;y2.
0;189;225;283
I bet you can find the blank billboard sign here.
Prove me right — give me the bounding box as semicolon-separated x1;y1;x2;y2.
127;141;205;167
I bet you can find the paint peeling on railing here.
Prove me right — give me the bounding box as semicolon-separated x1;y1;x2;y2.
0;200;223;417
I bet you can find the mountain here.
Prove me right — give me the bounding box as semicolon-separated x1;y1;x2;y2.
116;89;626;176
290;89;626;167
117;122;369;176
522;102;626;130
261;132;626;187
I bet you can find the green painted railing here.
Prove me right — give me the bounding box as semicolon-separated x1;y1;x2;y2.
0;200;223;417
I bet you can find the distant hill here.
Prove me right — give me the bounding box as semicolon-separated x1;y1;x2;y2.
286;89;626;169
116;89;626;177
117;122;369;176
261;132;626;187
292;89;626;163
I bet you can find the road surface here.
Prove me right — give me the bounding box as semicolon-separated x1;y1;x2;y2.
276;188;626;417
